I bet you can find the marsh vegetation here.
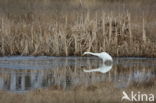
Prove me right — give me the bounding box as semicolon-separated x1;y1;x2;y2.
0;0;156;57
0;57;156;103
0;0;156;103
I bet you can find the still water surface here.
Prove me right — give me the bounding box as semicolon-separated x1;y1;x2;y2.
0;56;155;93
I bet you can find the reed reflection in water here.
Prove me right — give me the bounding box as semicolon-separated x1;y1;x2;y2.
0;57;155;93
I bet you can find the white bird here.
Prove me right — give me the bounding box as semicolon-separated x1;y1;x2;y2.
83;52;113;62
83;52;113;73
83;63;112;73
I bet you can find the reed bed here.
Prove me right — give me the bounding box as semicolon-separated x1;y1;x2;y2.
0;0;156;57
0;82;155;103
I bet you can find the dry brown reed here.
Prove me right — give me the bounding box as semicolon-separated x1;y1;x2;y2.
0;0;155;57
0;82;155;103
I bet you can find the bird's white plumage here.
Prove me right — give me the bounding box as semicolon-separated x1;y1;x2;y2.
83;51;113;73
83;52;113;62
83;63;112;73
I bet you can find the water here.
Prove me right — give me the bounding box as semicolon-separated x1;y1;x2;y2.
0;56;155;93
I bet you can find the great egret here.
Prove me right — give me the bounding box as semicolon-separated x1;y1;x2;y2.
83;63;112;73
83;52;113;62
83;52;113;73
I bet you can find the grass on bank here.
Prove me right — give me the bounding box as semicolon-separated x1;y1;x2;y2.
0;82;155;103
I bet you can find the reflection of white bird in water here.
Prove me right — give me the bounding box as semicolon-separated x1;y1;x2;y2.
83;52;113;62
83;52;113;73
83;63;112;73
